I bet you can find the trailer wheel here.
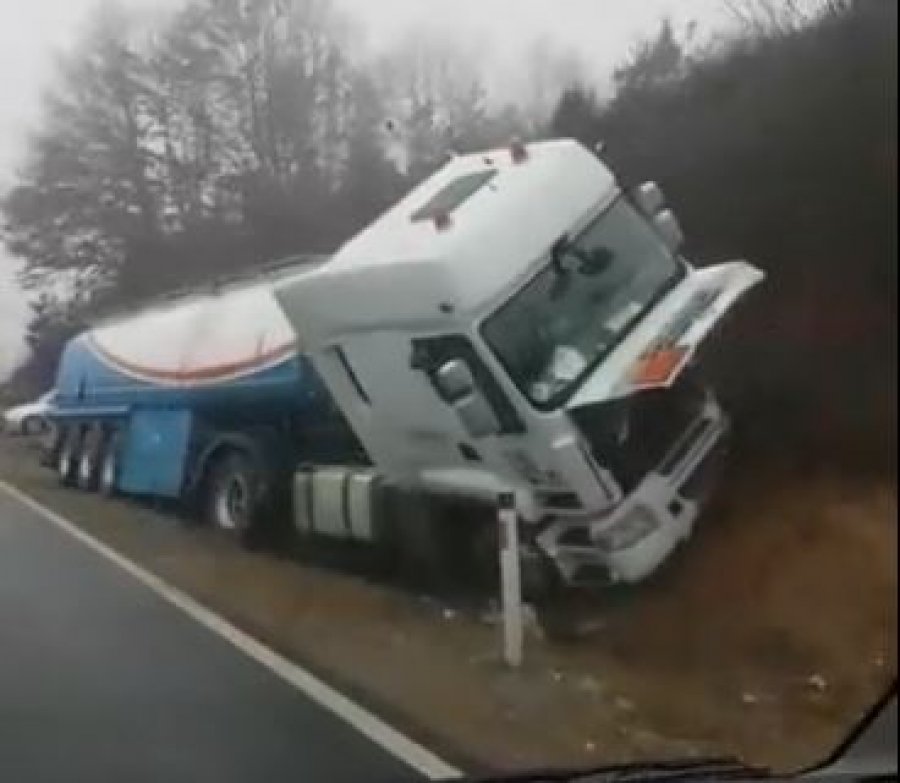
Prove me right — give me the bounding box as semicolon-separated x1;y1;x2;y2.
56;427;82;486
206;451;266;547
99;431;121;497
77;426;106;491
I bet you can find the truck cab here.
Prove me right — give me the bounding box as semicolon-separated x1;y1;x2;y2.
275;139;763;587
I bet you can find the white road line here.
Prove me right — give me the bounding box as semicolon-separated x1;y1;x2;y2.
0;480;461;781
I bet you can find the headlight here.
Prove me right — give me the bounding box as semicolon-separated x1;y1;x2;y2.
595;506;658;551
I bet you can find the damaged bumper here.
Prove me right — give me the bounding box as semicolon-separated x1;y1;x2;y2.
537;395;729;586
593;394;729;582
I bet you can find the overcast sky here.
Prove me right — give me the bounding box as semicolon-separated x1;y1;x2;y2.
0;0;735;380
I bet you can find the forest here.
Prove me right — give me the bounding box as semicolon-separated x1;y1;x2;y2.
2;0;896;472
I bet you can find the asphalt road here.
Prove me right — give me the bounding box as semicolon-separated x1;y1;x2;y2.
0;487;428;783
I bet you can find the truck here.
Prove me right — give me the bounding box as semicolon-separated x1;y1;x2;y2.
47;139;763;595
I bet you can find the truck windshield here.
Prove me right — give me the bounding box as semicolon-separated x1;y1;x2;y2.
482;197;684;409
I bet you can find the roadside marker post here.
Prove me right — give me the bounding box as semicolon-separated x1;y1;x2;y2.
497;492;523;667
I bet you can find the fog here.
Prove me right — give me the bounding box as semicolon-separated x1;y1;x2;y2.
0;0;734;380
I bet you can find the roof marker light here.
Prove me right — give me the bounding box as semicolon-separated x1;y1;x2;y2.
510;138;528;164
433;212;452;231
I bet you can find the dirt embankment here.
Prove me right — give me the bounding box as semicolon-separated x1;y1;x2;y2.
0;440;895;774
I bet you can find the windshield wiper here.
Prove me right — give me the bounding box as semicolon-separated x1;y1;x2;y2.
549;235;615;302
460;757;771;783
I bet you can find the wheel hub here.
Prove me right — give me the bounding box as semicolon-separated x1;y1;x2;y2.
217;477;248;530
102;457;115;488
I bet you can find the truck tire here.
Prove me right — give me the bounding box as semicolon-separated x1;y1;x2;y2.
56;426;82;487
99;430;121;497
76;425;105;491
470;519;563;603
205;451;267;547
384;488;451;589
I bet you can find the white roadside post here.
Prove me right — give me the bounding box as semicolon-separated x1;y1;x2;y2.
497;491;524;667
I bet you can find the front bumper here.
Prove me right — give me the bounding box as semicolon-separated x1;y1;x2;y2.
593;396;729;582
537;396;729;585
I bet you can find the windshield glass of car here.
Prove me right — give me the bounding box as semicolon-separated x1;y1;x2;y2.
481;197;684;408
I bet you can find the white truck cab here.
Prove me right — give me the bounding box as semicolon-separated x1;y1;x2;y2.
275;139;763;588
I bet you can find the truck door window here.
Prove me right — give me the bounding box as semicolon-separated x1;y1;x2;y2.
410;335;525;435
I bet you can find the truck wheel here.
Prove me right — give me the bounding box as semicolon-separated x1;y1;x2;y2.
99;431;121;497
57;427;82;487
77;426;106;491
206;451;266;547
470;521;561;603
384;489;451;590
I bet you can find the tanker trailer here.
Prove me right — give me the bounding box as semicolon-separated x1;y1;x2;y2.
48;256;365;544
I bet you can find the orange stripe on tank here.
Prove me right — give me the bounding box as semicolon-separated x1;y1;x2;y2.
88;338;297;385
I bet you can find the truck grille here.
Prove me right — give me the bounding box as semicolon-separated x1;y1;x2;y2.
570;368;708;493
657;415;712;476
680;436;727;502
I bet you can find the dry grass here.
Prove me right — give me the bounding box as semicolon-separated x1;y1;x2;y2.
1;440;894;773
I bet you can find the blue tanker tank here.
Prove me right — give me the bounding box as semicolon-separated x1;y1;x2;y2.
54;329;325;415
46;258;360;533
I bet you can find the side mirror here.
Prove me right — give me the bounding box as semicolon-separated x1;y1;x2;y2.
632;181;665;216
433;359;499;439
652;209;685;253
433;359;475;403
